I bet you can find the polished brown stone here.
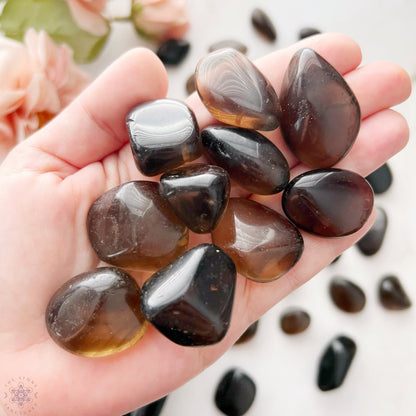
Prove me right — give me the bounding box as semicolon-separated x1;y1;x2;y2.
235;321;259;345
159;164;230;233
87;181;188;270
185;73;196;95
280;48;361;168
201;126;289;195
208;39;248;55
356;206;388;255
379;275;412;310
280;309;311;334
195;48;281;131
46;267;148;357
251;8;277;42
298;27;321;39
282;169;374;237
212;198;303;282
330;277;366;313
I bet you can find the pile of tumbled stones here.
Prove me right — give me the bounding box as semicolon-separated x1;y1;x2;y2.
45;46;375;359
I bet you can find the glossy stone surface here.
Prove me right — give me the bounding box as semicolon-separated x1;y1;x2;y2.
282;169;374;237
124;396;167;416
46;267;148;357
280;48;361;168
356;206;388;255
185;72;196;95
156;39;190;65
195;48;280;131
141;244;236;346
127;99;200;176
379;275;412;310
212;198;303;282
87;181;188;270
208;39;248;54
298;27;321;39
201;126;289;195
318;335;356;391
235;321;258;345
330;277;366;313
251;8;277;41
365;163;393;194
280;308;311;334
215;369;256;416
160;164;230;233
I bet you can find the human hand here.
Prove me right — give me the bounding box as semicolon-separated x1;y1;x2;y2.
0;33;411;416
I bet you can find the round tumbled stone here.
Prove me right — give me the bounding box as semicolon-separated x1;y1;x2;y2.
329;277;366;313
126;99;200;176
157;39;190;65
46;267;148;357
280;308;311;334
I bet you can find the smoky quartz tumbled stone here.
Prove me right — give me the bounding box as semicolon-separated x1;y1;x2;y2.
212;198;303;282
379;275;412;310
280;308;311;334
356;206;388;255
87;181;188;270
329;277;366;313
251;8;277;42
280;48;360;168
126;99;200;176
235;321;259;345
141;244;236;346
365;163;393;194
282;169;374;237
201;126;289;195
195;48;280;131
46;267;148;357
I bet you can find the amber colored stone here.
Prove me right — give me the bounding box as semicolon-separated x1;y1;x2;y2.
159;164;230;233
195;48;280;131
365;163;393;194
124;396;167;416
298;27;321;39
185;73;196;95
251;8;277;42
46;267;148;357
127;99;200;176
379;275;412;310
280;308;311;334
87;181;188;270
282;169;374;237
157;39;190;65
356;206;387;255
201;126;289;195
280;48;361;168
330;277;366;313
235;321;259;345
212;198;303;282
141;244;236;346
208;39;248;54
318;335;356;391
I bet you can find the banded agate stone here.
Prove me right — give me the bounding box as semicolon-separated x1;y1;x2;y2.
87;181;188;270
195;48;280;131
282;169;374;237
280;48;361;168
46;267;147;357
212;198;303;282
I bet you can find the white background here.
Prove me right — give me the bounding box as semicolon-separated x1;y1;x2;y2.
84;1;416;415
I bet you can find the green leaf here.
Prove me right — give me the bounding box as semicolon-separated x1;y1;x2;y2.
0;0;110;63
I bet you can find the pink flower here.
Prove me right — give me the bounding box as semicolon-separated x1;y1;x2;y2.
132;0;189;41
64;0;109;36
0;29;90;157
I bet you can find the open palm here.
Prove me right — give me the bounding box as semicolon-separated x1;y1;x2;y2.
0;34;411;416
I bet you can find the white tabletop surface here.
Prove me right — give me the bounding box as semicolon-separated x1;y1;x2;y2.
83;1;416;415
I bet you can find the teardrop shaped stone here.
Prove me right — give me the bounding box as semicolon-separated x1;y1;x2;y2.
356;206;388;255
141;244;236;346
365;163;393;194
330;277;366;313
159;164;230;234
318;335;356;391
195;48;281;131
251;8;277;42
379;275;412;310
235;321;259;345
280;48;361;168
215;369;256;416
157;39;190;65
46;267;148;357
212;198;303;282
282;169;374;237
87;181;188;270
124;396;167;416
127;99;201;176
201;126;289;195
280;308;311;334
208;39;248;54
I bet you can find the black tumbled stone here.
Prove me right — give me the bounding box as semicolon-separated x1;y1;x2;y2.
298;27;321;39
379;275;412;310
365;163;393;194
124;396;167;416
157;39;190;65
356;206;388;255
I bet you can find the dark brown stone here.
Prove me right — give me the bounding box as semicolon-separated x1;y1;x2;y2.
185;72;196;95
280;309;310;334
87;181;188;270
196;48;281;131
379;275;412;310
251;8;277;42
356;206;388;255
235;321;259;345
365;163;393;194
280;48;361;168
208;39;248;54
330;277;366;313
282;169;374;237
212;198;303;282
298;27;321;39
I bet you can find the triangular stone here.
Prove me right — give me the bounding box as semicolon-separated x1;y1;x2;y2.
379;275;412;310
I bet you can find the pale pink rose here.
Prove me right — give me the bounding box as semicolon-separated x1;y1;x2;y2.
132;0;189;41
65;0;109;36
0;29;90;157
